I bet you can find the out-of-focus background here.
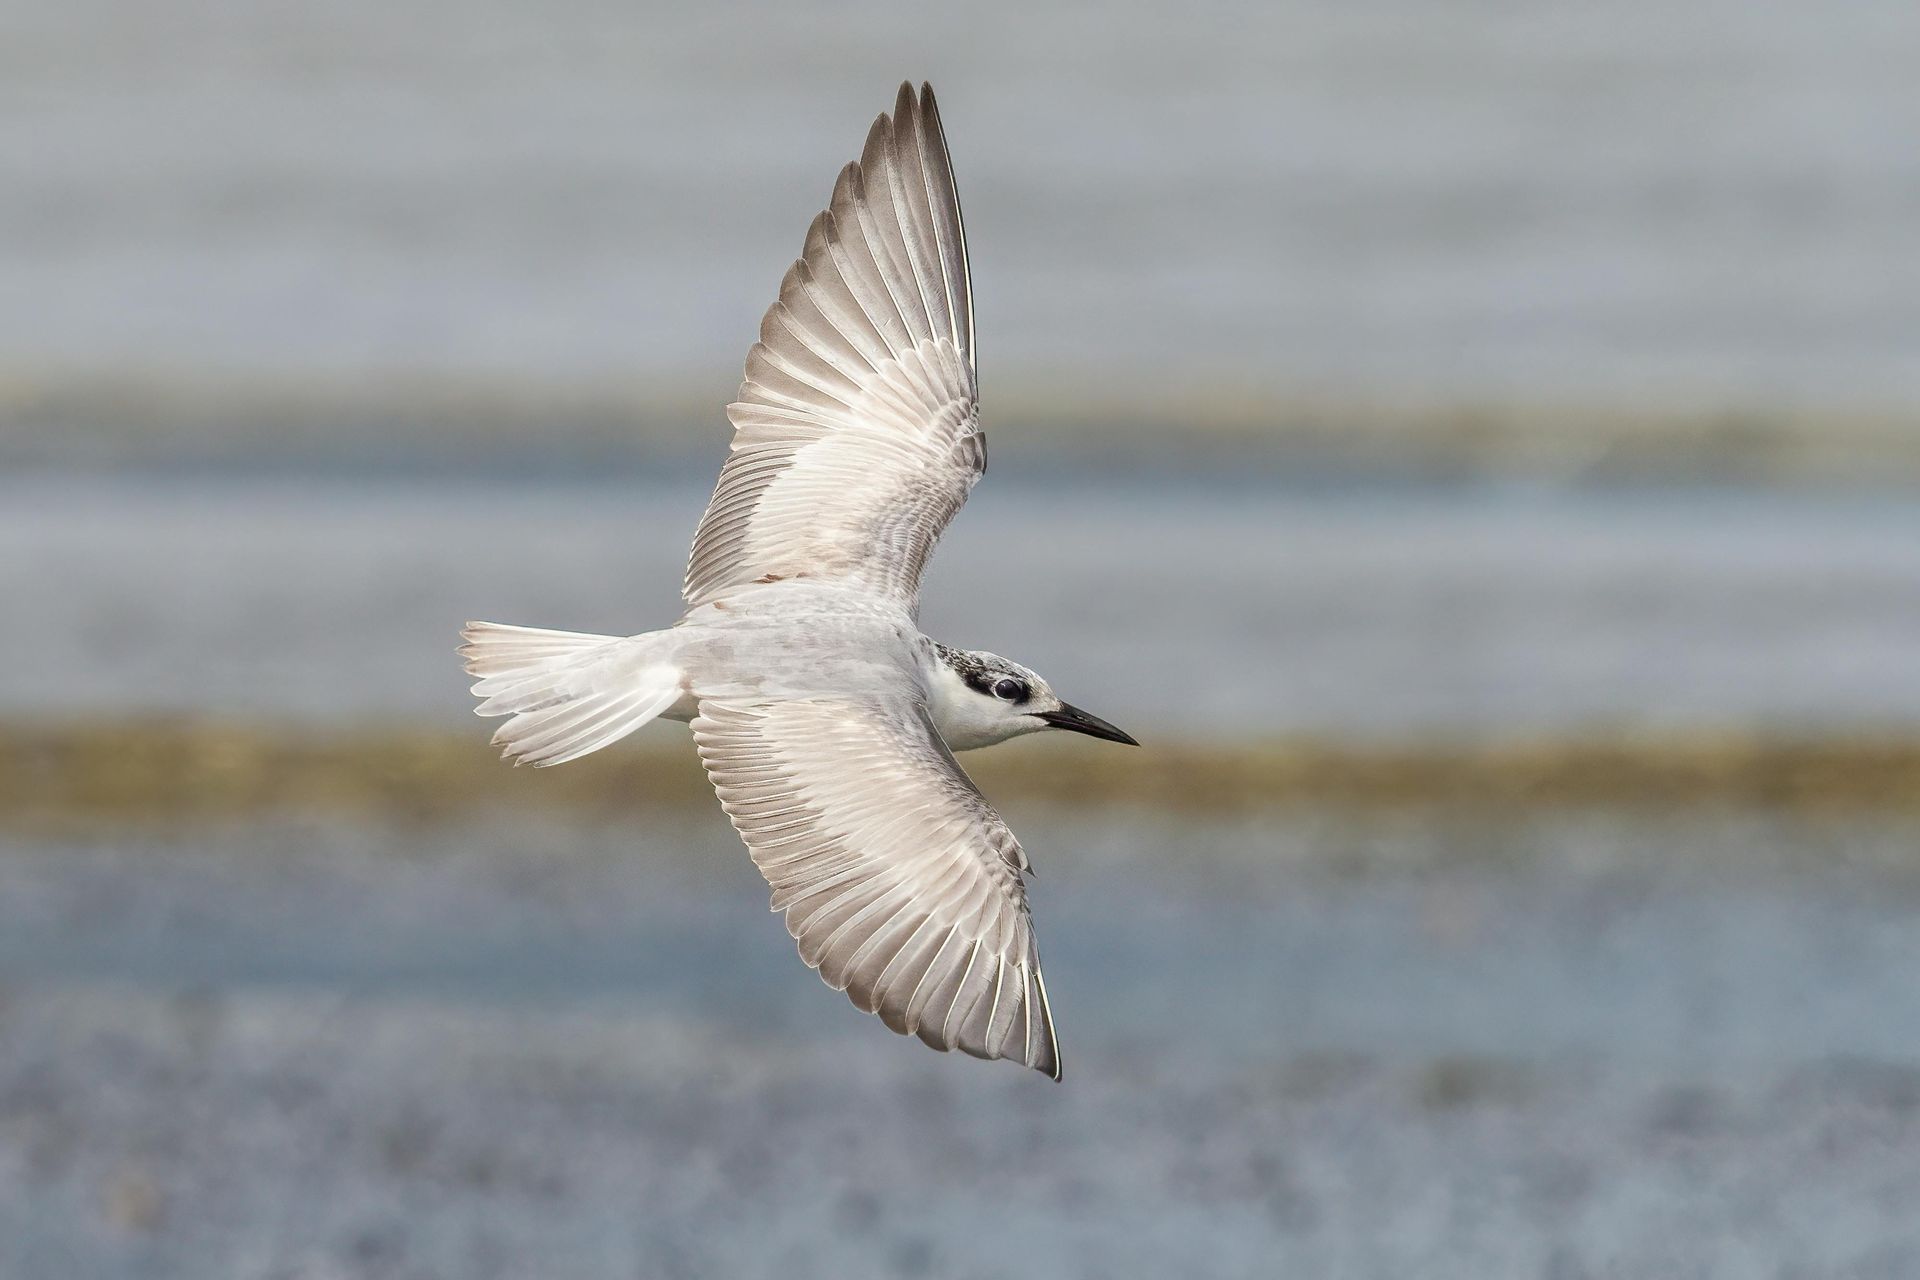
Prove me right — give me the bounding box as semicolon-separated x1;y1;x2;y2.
7;3;1920;1277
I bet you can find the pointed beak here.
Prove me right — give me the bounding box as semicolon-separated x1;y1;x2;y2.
1037;702;1139;746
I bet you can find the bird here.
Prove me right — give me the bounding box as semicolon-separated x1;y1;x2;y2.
459;82;1135;1081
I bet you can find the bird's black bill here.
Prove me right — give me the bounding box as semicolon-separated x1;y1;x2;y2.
1038;703;1139;746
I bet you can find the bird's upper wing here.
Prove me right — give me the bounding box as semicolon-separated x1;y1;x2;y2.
692;694;1060;1079
684;82;980;613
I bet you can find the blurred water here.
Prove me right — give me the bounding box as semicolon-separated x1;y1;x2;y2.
8;814;1920;1067
4;0;1918;410
7;471;1920;735
5;813;1920;1278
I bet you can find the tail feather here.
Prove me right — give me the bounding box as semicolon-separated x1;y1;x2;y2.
459;621;683;767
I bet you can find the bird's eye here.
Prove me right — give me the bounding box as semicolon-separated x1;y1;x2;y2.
992;678;1027;701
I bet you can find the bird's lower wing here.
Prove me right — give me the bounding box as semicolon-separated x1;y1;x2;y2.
692;695;1061;1079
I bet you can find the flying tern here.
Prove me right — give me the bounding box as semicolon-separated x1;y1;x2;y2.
461;82;1135;1080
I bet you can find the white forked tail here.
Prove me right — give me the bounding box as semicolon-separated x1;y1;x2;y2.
459;621;684;767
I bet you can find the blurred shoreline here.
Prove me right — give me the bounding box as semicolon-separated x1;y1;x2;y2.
13;719;1920;833
9;372;1920;484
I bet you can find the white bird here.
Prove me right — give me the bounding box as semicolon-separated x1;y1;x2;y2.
460;82;1135;1081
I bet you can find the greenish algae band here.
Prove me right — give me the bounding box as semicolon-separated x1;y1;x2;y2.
5;720;1920;832
6;369;1920;482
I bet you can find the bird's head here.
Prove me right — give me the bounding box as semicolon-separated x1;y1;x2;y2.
929;645;1138;753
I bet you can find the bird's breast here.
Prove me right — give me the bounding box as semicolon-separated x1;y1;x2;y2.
673;586;927;706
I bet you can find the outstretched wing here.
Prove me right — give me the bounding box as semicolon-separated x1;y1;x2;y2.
692;696;1061;1079
684;82;981;613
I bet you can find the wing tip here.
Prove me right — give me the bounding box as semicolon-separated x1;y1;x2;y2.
1031;968;1064;1081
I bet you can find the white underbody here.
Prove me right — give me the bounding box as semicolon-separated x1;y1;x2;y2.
666;581;1033;751
464;579;1039;768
